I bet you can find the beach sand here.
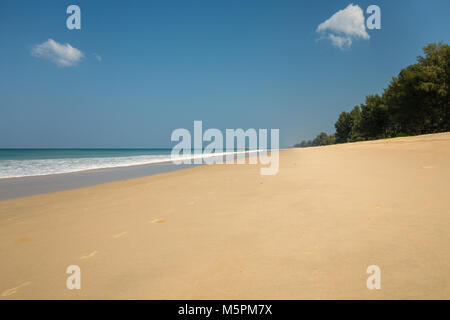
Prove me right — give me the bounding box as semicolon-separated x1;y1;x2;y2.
0;132;449;299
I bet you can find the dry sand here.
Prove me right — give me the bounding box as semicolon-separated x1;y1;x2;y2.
0;132;449;299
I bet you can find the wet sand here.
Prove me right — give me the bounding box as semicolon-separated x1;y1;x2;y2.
0;162;197;201
0;132;449;299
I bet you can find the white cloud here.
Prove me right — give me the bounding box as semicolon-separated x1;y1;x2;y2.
94;53;102;62
328;34;352;49
316;4;369;49
31;39;84;67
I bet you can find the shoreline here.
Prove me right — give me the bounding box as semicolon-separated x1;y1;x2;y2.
0;150;265;200
0;149;263;180
0;161;198;201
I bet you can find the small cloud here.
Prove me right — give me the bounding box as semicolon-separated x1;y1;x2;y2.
328;34;352;49
94;53;102;62
316;4;369;49
31;39;84;67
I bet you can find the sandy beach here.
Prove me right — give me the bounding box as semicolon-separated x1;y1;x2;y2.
0;132;449;299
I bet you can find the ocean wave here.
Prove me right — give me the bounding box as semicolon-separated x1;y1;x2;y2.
0;150;260;179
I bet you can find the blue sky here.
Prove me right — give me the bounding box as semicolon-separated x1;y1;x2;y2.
0;0;449;148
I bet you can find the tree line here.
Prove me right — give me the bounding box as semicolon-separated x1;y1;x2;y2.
295;42;449;148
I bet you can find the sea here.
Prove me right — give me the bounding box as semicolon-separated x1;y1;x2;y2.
0;148;255;179
0;149;182;179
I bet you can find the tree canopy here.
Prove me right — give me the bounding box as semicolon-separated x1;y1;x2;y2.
295;42;449;148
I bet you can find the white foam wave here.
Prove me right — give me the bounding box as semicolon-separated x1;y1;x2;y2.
0;150;260;179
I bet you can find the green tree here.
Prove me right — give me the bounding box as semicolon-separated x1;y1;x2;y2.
335;111;353;143
295;42;449;148
334;106;361;143
359;95;390;139
294;133;335;148
294;140;312;148
312;132;335;146
384;42;450;134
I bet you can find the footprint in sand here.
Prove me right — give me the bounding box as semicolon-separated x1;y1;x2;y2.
312;270;321;279
1;281;31;297
368;206;381;221
113;231;128;239
149;219;166;224
80;250;98;260
14;237;32;244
